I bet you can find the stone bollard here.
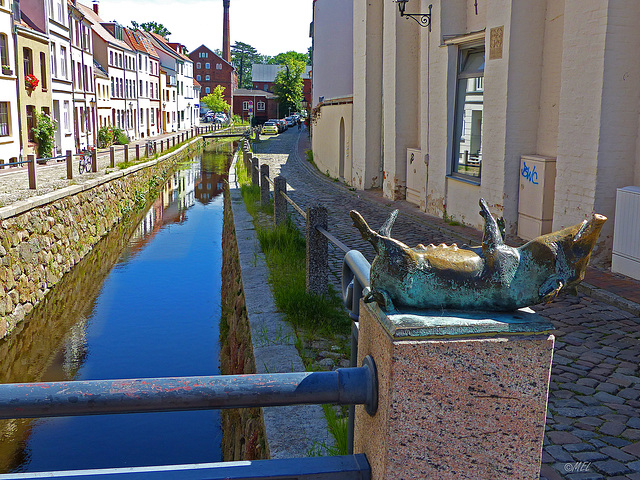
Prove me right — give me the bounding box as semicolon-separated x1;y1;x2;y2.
136;144;140;161
124;144;129;163
27;155;36;189
66;150;73;179
354;302;555;480
91;149;97;172
274;176;287;226
161;140;164;153
110;146;115;168
260;164;270;207
305;205;328;295
173;136;176;147
153;141;157;155
251;157;259;187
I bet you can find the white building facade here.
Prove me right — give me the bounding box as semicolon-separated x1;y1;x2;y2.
0;0;21;165
307;0;640;264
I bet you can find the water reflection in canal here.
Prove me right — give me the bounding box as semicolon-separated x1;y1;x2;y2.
0;141;234;473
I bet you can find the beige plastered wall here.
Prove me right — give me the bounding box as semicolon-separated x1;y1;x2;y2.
311;103;354;183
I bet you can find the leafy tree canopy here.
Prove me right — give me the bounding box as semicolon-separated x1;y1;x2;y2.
130;21;171;39
230;41;260;89
274;59;305;117
201;85;231;113
270;51;310;66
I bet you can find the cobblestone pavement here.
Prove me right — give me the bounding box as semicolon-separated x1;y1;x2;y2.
253;127;640;480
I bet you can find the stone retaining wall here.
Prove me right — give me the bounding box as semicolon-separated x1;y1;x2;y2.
220;185;269;461
0;142;201;340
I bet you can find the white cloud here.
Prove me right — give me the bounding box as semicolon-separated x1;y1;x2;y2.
95;0;312;57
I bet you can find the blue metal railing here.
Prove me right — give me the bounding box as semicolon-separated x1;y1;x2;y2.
0;358;377;420
0;358;377;479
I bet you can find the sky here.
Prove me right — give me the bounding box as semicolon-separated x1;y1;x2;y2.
96;0;313;57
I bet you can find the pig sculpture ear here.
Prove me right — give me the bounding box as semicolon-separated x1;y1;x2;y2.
378;209;399;237
479;198;504;252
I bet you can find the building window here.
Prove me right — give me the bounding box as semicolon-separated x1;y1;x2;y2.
205;87;210;94
64;101;70;131
196;75;201;81
264;84;268;91
196;62;201;68
40;52;47;90
60;46;67;78
452;47;484;180
50;43;57;77
0;102;9;136
205;62;210;69
257;102;265;111
26;105;36;142
205;74;210;81
1;34;9;69
23;48;33;76
242;101;249;110
216;63;222;70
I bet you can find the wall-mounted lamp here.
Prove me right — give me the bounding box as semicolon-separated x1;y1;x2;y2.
394;1;432;30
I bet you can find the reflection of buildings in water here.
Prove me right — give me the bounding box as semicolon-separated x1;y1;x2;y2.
128;166;200;254
62;321;89;378
195;172;226;205
457;77;484;167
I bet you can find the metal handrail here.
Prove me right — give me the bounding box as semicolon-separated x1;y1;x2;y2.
316;226;350;254
279;190;307;220
0;358;378;420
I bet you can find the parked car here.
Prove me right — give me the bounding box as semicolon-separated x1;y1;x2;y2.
270;118;286;133
261;121;279;135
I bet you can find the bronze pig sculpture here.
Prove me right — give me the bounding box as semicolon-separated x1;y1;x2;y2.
350;199;606;312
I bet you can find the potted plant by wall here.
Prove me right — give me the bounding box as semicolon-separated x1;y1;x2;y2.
25;74;39;90
32;113;57;162
2;65;12;75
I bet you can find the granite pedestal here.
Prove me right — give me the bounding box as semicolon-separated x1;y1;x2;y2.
354;301;555;479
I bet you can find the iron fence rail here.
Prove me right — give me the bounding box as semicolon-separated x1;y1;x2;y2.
0;359;377;420
0;455;371;480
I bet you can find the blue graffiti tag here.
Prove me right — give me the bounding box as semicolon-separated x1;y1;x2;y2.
521;161;539;185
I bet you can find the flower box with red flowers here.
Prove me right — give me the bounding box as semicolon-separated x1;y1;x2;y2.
25;74;39;90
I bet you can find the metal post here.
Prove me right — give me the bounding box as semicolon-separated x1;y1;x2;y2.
306;205;328;295
66;150;73;179
27;154;36;189
274;175;287;226
124;144;129;163
173;136;176;147
251;157;259;187
110;147;115;168
260;164;270;207
153;141;157;155
136;144;140;161
91;149;97;172
145;142;149;157
161;140;164;153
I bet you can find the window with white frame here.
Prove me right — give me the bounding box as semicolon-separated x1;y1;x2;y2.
0;102;10;137
216;63;222;70
452;46;484;181
205;87;210;94
205;62;210;69
242;101;249;110
257;101;265;111
60;46;67;78
205;75;210;81
63;101;70;131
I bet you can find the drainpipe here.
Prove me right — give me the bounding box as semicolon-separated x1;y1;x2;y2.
11;10;25;161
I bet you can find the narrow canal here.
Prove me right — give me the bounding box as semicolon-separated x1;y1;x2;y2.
0;141;235;473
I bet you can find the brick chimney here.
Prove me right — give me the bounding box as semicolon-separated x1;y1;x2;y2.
93;0;99;15
222;0;230;62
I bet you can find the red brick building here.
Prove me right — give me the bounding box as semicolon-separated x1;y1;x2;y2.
189;45;237;112
232;89;278;125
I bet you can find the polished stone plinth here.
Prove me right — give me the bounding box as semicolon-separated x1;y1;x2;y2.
354;302;555;480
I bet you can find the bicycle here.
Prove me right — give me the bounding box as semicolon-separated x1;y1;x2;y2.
78;147;95;174
145;141;156;157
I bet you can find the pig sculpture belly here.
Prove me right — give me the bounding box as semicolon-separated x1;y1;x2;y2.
350;199;606;312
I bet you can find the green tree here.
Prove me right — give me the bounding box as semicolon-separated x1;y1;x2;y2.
32;113;57;158
269;51;309;66
130;21;171;39
230;41;260;89
274;60;305;117
201;85;231;113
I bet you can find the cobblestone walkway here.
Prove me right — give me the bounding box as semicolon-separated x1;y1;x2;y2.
253;128;640;480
